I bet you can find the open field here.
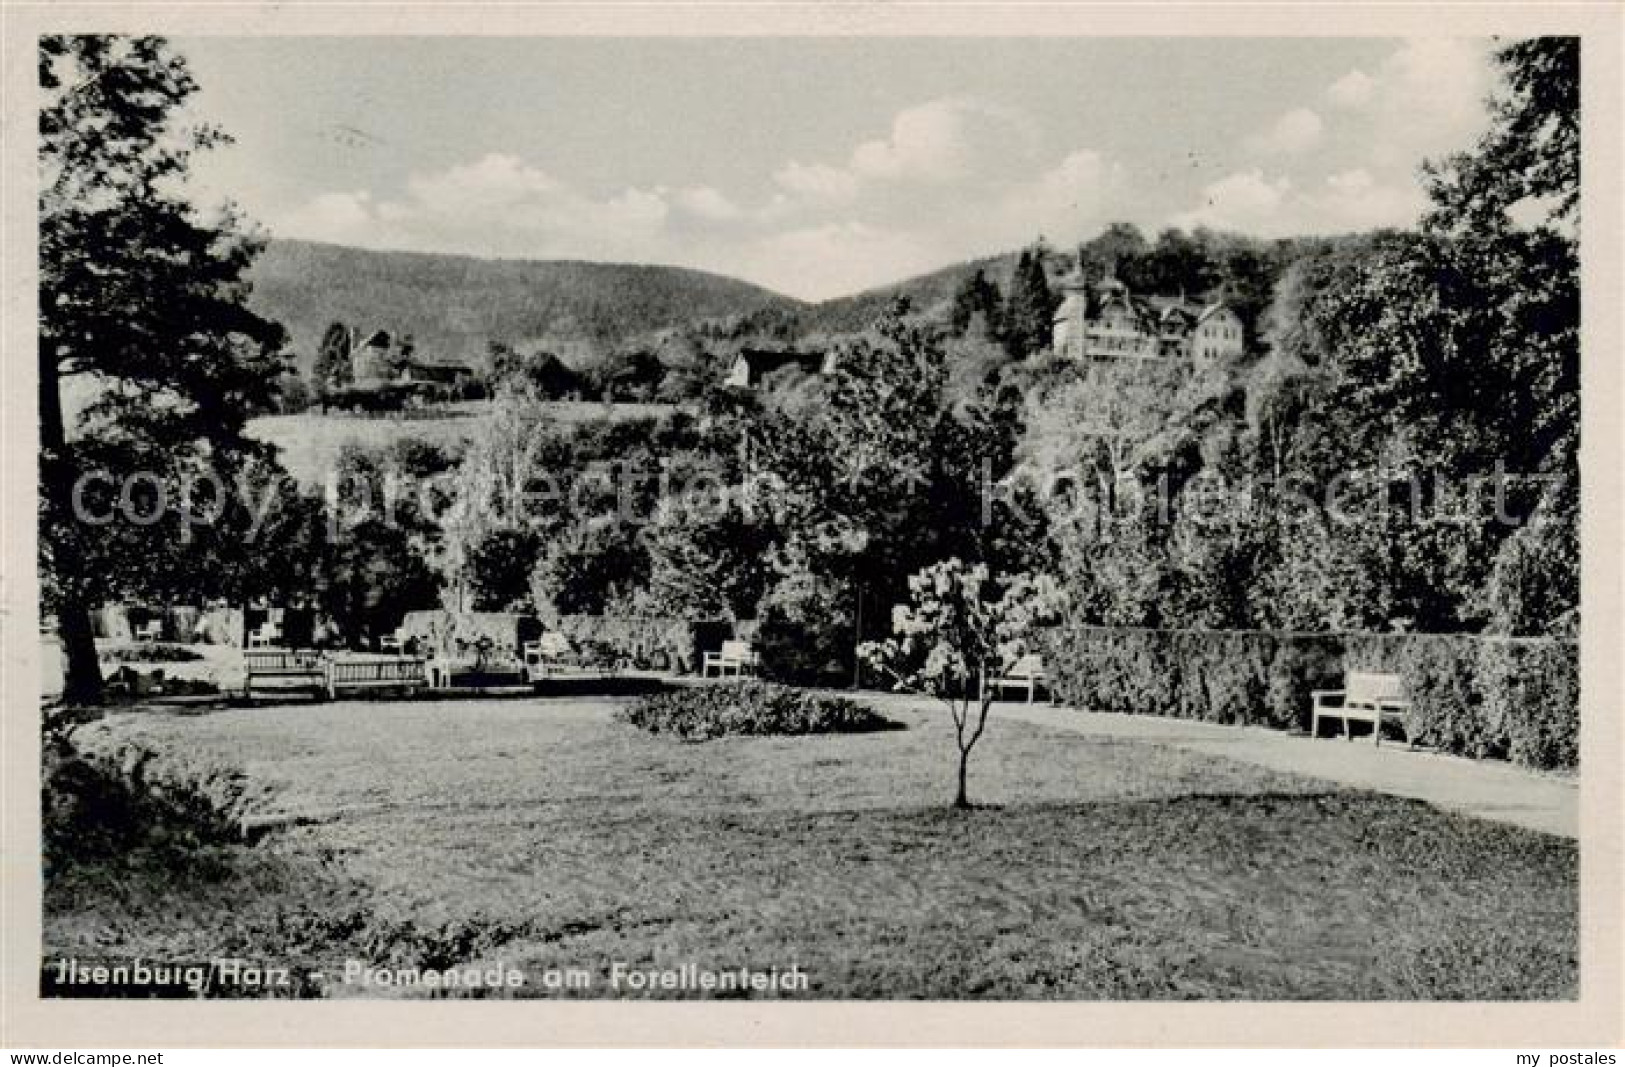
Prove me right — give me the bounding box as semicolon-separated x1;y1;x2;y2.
248;401;678;485
49;693;1578;999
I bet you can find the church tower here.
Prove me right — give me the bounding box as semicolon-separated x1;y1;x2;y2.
1051;269;1090;359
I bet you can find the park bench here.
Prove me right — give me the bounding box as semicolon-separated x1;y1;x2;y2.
1311;670;1413;746
982;653;1051;704
247;621;282;648
427;639;527;691
134;619;163;643
243;648;325;698
703;639;759;679
323;655;427;699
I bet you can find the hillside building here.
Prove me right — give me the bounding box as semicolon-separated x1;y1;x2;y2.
1051;272;1245;365
344;328;474;392
724;348;835;389
349;329;398;387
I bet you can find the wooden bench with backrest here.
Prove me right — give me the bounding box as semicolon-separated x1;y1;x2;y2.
982;653;1051;704
323;655;427;699
243;648;325;698
702;639;759;678
1311;670;1413;746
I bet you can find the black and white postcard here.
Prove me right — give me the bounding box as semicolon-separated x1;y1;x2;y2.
2;0;1620;1051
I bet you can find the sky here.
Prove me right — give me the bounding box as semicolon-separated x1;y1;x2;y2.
176;37;1497;301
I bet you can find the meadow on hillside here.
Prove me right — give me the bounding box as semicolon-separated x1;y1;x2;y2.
248;401;678;485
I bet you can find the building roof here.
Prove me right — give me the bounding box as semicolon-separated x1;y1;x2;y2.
403;358;474;381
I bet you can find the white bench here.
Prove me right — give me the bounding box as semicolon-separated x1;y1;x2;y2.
982;653;1051;704
1311;671;1413;746
703;639;758;678
324;655;427;699
243;648;325;698
247;621;281;648
521;633;576;682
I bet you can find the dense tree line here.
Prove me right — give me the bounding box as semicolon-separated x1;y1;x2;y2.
41;36;1578;707
1017;38;1577;637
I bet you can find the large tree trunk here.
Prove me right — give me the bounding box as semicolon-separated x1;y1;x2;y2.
39;357;103;704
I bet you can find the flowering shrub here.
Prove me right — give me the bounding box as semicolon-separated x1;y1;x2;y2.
859;559;1062;807
616;681;898;742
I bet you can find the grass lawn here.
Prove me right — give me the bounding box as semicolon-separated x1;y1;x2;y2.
48;693;1578;1000
246;402;678;485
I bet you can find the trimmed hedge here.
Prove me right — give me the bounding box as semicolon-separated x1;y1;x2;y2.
617;681;899;742
99;643;203;664
1040;627;1343;732
552;615;730;674
399;610;543;658
1347;633;1579;770
1040;624;1577;770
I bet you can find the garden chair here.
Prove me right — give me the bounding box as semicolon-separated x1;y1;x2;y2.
247;620;281;649
522;632;575;682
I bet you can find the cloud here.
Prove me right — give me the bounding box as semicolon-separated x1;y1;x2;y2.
273;152;678;264
1245;108;1325;156
675;185;744;223
1172;166;1426;236
764;96;1043;218
1171;39;1493;239
1315;167;1428;229
772;160;860;204
987;149;1122;244
1172;170;1291;231
1327;68;1376;109
846;97;1037;184
277;190;384;241
1331;38;1493;165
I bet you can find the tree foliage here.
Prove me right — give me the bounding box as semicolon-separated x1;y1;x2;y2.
40;35;290;701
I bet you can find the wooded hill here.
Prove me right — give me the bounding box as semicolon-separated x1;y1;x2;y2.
248;240;803;372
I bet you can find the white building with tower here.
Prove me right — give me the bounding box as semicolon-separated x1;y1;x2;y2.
1051;271;1246;365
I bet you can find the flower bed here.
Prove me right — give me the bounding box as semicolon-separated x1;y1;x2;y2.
617;681;900;742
